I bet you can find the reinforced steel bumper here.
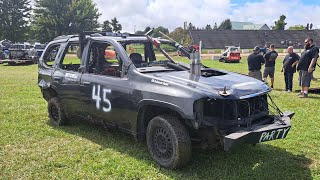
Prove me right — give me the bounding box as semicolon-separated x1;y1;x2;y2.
224;111;294;151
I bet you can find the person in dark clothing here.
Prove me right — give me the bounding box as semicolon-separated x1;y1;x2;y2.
296;38;319;98
281;46;299;92
248;46;265;80
263;44;278;88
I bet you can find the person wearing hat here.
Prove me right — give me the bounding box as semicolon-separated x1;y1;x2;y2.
247;46;265;80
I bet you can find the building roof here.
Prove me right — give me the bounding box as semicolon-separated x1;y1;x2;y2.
231;21;270;30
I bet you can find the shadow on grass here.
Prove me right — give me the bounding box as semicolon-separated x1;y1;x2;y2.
49;119;313;180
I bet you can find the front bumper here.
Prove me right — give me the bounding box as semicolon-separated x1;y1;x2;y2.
224;111;294;151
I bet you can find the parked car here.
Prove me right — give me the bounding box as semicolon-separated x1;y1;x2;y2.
28;43;47;63
0;43;33;65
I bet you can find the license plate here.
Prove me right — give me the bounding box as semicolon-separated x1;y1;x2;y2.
230;56;239;60
258;127;291;143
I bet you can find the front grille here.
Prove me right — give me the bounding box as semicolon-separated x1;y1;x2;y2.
203;94;268;121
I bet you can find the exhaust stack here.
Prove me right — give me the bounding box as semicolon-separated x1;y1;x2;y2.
190;41;202;76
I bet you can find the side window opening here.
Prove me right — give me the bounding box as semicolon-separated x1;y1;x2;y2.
87;42;123;78
43;44;61;67
125;42;156;67
60;43;81;71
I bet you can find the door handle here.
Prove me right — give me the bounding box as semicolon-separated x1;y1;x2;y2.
53;77;62;81
81;81;91;86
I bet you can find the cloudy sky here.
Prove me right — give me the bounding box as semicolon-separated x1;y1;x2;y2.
93;0;320;32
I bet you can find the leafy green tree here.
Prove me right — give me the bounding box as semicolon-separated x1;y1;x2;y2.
152;26;169;38
110;17;122;33
0;0;31;42
168;27;191;45
32;0;100;42
134;30;144;35
218;19;232;29
144;27;151;34
102;20;112;32
272;15;287;30
288;25;305;30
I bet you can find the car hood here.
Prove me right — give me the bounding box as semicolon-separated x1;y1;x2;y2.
150;69;271;99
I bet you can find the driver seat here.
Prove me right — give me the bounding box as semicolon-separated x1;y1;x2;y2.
129;53;143;67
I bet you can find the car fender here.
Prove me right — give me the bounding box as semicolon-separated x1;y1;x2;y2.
137;99;189;119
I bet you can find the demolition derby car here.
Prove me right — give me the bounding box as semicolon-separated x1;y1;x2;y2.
219;46;241;63
38;30;294;169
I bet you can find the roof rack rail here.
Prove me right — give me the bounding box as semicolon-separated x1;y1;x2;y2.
85;31;143;37
53;32;143;41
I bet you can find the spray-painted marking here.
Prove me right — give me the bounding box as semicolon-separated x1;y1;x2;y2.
65;73;78;79
92;84;112;112
151;79;169;86
259;127;290;142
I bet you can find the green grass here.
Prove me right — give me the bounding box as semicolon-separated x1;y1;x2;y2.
0;57;320;179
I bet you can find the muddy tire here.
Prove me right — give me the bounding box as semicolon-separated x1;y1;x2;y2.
146;115;191;169
48;97;67;126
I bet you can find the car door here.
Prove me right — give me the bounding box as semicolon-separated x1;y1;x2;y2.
51;41;83;116
79;39;134;131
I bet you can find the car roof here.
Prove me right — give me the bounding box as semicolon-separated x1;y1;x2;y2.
51;34;172;44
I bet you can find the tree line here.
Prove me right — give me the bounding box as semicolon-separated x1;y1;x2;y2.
0;0;315;44
0;0;118;43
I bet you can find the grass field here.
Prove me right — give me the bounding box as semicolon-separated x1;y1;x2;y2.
0;57;320;179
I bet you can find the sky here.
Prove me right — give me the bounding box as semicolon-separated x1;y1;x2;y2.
93;0;320;32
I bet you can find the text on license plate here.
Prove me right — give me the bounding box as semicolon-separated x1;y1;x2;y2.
259;127;291;143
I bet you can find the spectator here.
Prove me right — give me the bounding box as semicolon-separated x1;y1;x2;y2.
297;38;319;98
263;44;278;88
248;46;265;80
282;46;299;92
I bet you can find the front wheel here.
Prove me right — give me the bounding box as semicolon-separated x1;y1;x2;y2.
48;97;67;126
146;115;191;169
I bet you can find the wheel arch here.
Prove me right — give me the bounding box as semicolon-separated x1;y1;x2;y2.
41;87;58;101
136;100;189;141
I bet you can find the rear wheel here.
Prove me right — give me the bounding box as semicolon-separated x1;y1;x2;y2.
146;115;191;169
48;97;67;126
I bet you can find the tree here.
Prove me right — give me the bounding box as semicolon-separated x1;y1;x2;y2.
32;0;101;43
144;27;151;34
152;26;169;38
0;0;31;42
168;27;192;46
272;15;287;30
205;24;212;30
134;30;144;35
218;19;232;29
213;22;218;30
110;17;122;33
102;20;112;32
288;25;305;30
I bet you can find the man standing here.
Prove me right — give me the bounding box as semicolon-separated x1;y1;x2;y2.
282;46;299;92
248;46;265;80
263;44;278;88
297;38;319;98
